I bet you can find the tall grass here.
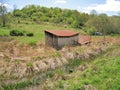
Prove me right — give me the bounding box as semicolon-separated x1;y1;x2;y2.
48;45;120;90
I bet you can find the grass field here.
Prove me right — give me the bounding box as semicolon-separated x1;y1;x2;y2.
0;22;84;44
43;45;120;90
0;22;120;90
0;27;10;36
1;44;120;90
1;22;119;44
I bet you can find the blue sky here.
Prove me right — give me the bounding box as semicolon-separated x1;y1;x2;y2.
5;0;120;16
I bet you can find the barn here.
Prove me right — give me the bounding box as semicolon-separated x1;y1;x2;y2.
45;30;79;50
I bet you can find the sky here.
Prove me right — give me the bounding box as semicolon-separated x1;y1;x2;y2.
3;0;120;16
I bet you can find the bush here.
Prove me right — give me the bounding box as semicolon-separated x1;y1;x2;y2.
87;27;97;35
26;33;34;37
10;29;24;36
83;27;97;35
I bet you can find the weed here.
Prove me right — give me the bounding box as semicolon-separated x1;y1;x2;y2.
26;62;33;67
46;71;54;78
4;58;10;62
28;40;36;46
14;60;20;65
2;80;32;90
47;45;120;90
58;80;64;89
54;51;61;57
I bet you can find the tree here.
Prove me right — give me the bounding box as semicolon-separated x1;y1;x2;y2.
13;4;17;10
98;14;109;43
86;13;109;43
90;9;97;15
0;0;8;27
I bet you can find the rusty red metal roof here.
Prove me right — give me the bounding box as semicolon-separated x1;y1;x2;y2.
45;30;79;37
78;35;91;45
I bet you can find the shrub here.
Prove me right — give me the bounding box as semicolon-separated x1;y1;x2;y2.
87;27;97;35
83;27;97;35
26;33;34;37
26;62;33;67
10;29;24;36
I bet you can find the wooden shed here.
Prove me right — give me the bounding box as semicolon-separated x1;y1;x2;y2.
45;30;79;50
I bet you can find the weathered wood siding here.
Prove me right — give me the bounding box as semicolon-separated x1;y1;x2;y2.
45;32;53;47
52;35;58;49
45;32;58;48
57;35;78;49
45;31;79;50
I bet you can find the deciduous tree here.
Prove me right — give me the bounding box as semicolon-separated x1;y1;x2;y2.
0;0;8;27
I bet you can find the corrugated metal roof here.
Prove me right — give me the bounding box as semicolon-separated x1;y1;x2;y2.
45;30;79;37
78;35;91;45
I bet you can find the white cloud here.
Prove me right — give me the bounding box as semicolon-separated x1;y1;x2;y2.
54;0;67;4
81;0;120;14
0;3;13;10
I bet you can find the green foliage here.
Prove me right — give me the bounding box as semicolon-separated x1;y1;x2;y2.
10;29;24;36
14;60;20;65
46;71;54;78
86;14;120;35
7;22;70;44
13;10;23;17
26;62;33;67
51;45;120;90
58;80;64;89
71;21;79;28
53;51;61;57
110;34;120;37
26;32;34;37
2;80;33;90
83;26;97;35
28;40;36;46
0;2;8;27
0;29;9;36
4;58;10;62
12;5;89;29
66;17;74;24
1;4;120;35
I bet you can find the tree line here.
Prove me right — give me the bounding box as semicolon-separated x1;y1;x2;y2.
1;4;120;35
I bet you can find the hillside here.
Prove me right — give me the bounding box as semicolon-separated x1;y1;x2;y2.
43;45;120;90
1;4;120;37
0;4;120;90
0;36;120;90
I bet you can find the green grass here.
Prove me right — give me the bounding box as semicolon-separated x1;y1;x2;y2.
0;22;85;44
1;22;120;90
1;45;120;90
49;45;120;90
0;28;9;36
110;34;120;37
12;23;81;43
2;80;33;90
